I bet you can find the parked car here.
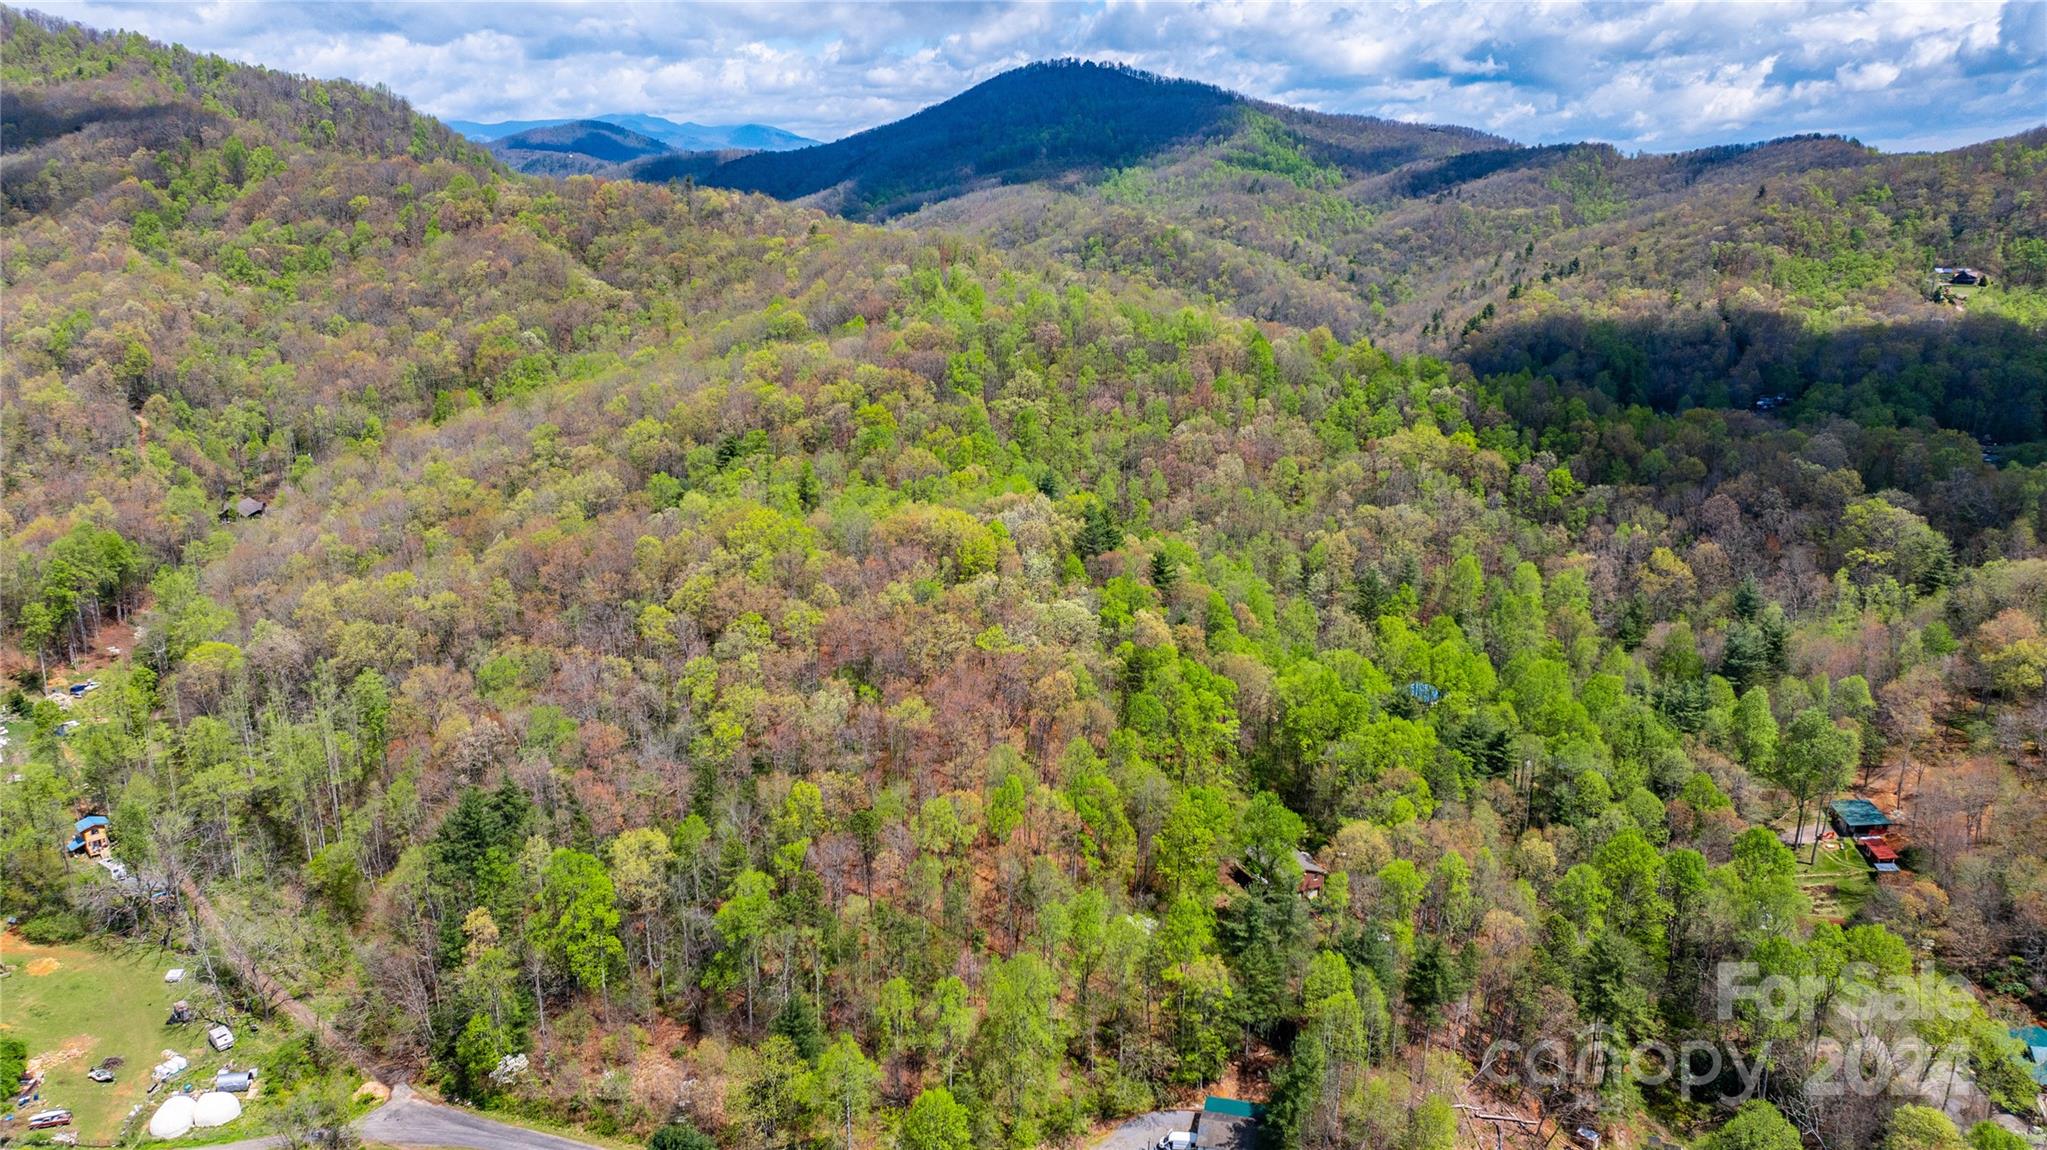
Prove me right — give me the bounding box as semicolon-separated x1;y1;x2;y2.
1156;1133;1196;1150
207;1023;236;1051
27;1109;74;1130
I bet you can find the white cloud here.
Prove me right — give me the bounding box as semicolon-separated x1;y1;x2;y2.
31;0;2047;150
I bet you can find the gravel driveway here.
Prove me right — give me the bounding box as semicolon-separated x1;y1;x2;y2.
1095;1110;1197;1150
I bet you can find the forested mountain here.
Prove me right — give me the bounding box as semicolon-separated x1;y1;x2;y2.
905;117;2047;447
452;113;816;153
623;60;1465;219
3;11;2046;1150
488;119;676;175
606;60;2046;450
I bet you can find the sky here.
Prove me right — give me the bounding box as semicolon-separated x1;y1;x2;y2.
34;1;2047;153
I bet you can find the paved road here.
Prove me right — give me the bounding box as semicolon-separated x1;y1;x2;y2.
192;1084;607;1150
359;1085;606;1150
1095;1110;1195;1150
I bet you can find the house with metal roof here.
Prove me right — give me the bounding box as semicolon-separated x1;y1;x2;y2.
1295;850;1329;898
1828;799;1893;837
67;814;111;858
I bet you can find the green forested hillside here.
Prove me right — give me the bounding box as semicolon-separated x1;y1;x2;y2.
2;12;2045;1150
905;112;2047;447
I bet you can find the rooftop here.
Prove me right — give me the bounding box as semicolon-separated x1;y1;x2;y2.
1202;1096;1261;1119
1829;799;1891;828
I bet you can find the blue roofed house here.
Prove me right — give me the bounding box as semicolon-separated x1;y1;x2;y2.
67;814;110;858
1828;799;1892;837
2013;1025;2047;1089
1828;799;1902;872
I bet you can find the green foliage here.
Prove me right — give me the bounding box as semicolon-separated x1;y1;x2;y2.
4;19;2045;1150
530;848;626;994
1702;1102;1803;1150
901;1088;973;1150
0;1037;25;1091
649;1122;716;1150
1885;1106;1964;1150
1965;1122;2028;1150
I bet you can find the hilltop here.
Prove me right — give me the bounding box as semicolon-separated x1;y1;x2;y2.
629;59;1367;216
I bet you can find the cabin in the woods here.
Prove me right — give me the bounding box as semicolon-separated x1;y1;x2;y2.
1828;798;1892;837
222;496;266;520
67;814;110;858
1829;799;1901;872
1931;267;1991;299
1296;850;1329;898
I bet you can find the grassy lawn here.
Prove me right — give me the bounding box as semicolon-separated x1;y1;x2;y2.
0;932;286;1144
1796;838;1878;921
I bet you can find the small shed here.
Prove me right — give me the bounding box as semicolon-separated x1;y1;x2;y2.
1195;1097;1261;1150
214;1069;257;1093
1295;850;1330;899
67;815;110;858
222;496;266;520
1828;799;1892;838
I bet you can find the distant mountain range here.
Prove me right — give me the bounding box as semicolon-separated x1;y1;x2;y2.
594;57;2042;393
622;60;1498;219
448;113;815;152
483;120;675;176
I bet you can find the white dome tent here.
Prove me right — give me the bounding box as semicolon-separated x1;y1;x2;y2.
147;1094;197;1139
192;1090;243;1128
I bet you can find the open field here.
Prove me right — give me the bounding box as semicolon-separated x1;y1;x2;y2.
1796;837;1879;922
0;932;282;1144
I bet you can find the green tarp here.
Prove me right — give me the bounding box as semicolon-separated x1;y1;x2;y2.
1203;1096;1260;1119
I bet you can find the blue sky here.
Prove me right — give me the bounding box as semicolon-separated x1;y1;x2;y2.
36;1;2047;152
